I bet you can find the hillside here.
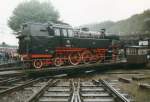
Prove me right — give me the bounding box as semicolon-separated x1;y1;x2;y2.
81;9;150;35
82;21;115;31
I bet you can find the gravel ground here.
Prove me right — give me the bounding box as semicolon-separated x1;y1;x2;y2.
91;68;150;102
0;82;46;102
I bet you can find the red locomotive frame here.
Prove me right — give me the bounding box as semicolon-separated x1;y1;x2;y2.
22;48;108;68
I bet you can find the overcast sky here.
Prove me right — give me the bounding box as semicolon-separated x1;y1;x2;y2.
0;0;150;45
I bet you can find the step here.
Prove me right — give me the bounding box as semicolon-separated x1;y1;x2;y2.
56;85;70;87
43;93;70;97
83;98;114;102
81;84;98;87
45;91;70;94
24;87;39;90
48;86;70;89
57;82;70;86
81;83;96;86
82;93;110;97
81;88;104;91
39;97;68;102
81;82;94;86
49;86;70;89
107;83;117;86
81;91;108;94
32;84;42;87
33;83;45;87
13;83;23;86
110;80;119;82
47;88;70;92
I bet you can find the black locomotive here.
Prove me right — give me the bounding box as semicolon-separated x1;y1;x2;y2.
17;22;119;68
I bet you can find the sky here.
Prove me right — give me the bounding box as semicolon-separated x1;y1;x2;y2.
0;0;150;45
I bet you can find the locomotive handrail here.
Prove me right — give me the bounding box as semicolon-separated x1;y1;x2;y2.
74;32;105;39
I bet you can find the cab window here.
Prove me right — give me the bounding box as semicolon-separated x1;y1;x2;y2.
54;28;60;36
47;26;54;36
22;24;27;30
62;29;68;37
68;29;74;37
31;24;49;36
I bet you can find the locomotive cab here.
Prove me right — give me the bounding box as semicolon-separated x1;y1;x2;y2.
18;22;73;55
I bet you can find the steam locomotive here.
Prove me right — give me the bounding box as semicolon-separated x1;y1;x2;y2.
17;22;119;68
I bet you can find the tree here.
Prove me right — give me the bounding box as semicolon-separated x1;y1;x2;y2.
8;0;59;32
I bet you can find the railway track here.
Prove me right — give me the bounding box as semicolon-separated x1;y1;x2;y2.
0;75;26;85
79;79;131;102
0;61;21;67
0;76;53;101
28;79;72;102
34;79;132;102
0;77;132;102
0;76;36;96
0;61;24;72
0;66;22;71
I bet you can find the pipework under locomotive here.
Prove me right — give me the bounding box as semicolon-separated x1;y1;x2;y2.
17;22;118;68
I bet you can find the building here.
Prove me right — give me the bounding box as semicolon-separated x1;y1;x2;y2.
0;42;18;58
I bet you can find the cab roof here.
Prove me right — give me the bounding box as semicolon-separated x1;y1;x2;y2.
22;21;72;29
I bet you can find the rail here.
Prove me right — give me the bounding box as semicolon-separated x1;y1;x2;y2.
0;78;41;97
27;79;59;102
0;75;26;85
71;79;82;102
99;79;130;102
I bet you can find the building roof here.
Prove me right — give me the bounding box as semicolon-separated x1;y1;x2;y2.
125;45;148;48
0;44;17;49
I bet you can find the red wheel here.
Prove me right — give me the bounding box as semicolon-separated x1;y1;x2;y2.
81;51;92;64
54;57;64;67
69;52;81;65
33;60;43;68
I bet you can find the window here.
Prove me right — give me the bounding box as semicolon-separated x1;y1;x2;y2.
68;29;74;37
47;26;54;36
31;24;49;36
62;29;68;37
138;49;147;55
131;49;136;55
126;48;130;55
54;28;60;36
127;48;137;55
22;24;27;30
